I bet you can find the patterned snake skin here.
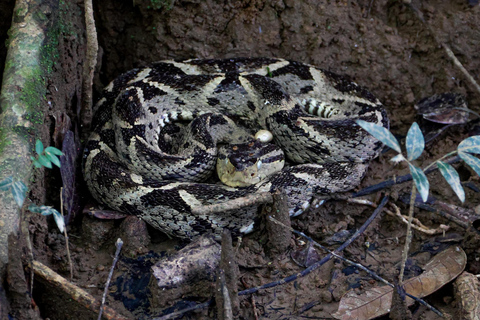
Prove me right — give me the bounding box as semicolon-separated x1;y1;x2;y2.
83;58;389;239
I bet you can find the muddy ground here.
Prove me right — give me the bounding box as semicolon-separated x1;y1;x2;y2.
3;0;480;319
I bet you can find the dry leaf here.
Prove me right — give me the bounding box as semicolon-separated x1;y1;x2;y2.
454;271;480;320
332;246;466;320
415;93;469;124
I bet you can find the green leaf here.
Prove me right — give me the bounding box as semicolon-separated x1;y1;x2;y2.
356;120;401;153
29;205;64;232
50;208;65;233
33;161;43;168
458;136;480;154
0;176;13;191
28;204;49;213
11;180;27;207
459;152;480;177
406;122;424;161
37;155;52;169
437;161;465;202
45;146;63;156
408;163;430;202
46;153;61;168
35;139;44;155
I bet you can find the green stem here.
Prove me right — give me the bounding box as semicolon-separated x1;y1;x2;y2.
422;150;458;172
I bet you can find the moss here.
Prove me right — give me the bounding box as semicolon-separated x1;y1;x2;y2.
0;128;12;156
17;0;72;122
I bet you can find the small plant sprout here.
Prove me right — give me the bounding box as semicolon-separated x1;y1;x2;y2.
31;139;63;169
28;204;65;233
357;119;480;287
356;120;480;203
0;176;28;208
0;139;64;231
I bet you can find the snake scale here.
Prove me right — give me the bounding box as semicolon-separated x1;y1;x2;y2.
83;58;389;239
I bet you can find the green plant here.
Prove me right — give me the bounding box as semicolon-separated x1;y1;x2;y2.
356;119;480;285
0;176;28;208
31;139;63;169
28;204;65;232
356;120;480;202
0;139;64;231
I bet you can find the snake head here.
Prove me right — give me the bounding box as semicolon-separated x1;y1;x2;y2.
216;140;284;187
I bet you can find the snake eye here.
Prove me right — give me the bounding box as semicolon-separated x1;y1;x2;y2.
251;173;255;177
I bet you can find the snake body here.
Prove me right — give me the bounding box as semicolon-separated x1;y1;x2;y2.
83;58;389;238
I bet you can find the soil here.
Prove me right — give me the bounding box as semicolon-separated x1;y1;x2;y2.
3;0;480;319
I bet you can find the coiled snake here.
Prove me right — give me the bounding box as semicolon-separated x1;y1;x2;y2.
83;58;389;239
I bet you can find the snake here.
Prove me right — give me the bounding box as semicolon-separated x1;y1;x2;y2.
83;58;389;239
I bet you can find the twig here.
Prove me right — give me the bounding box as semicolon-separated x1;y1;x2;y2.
155;196;389;319
404;199;471;229
265;190;291;255
399;185;416;285
32;260;129;320
192;192;272;215
82;0;98;132
216;269;233;320
385;202;449;235
269;212;443;316
60;187;73;280
251;295;259;320
238;195;389;296
216;230;239;318
352;156;459;197
152;301;212;320
98;239;123;320
408;3;480;96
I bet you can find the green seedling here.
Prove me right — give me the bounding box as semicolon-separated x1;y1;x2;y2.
356;120;480;202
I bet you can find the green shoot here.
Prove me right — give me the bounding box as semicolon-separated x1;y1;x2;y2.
0;139;64;232
28;204;65;232
0;176;28;208
356;120;480;202
31;139;63;169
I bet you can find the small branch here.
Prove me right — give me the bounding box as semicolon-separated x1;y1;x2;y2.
98;239;123;320
156;197;389;319
216;269;233;320
60;187;73;280
269;211;443;316
152;301;212;320
398;186;416;285
352;156;459;197
408;3;480;96
385;202;449;235
239;195;390;296
265;190;291;255
216;230;239;318
81;0;98;132
32;260;129;320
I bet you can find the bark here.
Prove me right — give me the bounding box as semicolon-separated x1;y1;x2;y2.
0;0;64;314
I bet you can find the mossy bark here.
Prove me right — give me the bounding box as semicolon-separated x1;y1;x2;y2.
0;0;59;278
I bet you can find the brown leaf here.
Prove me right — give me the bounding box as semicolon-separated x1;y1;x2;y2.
332;246;467;320
454;271;480;320
415;93;469;124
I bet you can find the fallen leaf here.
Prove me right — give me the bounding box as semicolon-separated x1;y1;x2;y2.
332;246;466;320
454;271;480;320
415;93;469;124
